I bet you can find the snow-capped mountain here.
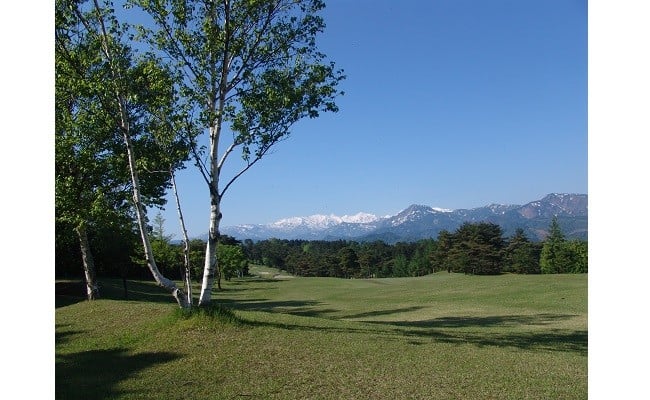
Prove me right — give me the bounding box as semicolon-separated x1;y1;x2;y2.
270;212;379;230
222;212;382;240
219;193;587;242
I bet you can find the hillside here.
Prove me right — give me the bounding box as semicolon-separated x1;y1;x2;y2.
220;193;587;242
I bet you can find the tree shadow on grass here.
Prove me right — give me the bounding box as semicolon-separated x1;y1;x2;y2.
365;314;587;354
403;327;588;355
231;312;587;355
378;314;578;328
55;324;85;346
216;298;339;319
343;306;426;320
56;348;180;400
56;277;289;308
56;279;182;307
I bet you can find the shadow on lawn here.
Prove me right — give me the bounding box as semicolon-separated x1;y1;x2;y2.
231;312;587;355
55;279;182;308
380;314;578;328
377;314;588;354
56;348;180;400
344;306;426;320
55;277;286;308
217;298;339;318
55;324;85;346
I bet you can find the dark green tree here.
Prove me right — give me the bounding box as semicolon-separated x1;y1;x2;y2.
504;228;541;274
565;240;588;273
431;230;454;273
446;223;505;275
56;0;185;300
540;217;572;273
357;241;392;278
338;247;360;278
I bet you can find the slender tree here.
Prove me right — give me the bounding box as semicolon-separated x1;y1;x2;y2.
131;0;345;306
57;0;191;307
56;0;148;299
170;170;194;304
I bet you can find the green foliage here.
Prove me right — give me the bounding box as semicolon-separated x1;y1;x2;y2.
565;240;588;273
55;0;191;286
218;243;247;280
540;217;573;274
129;0;345;195
187;239;208;281
445;222;505;275
337;247;360;278
504;228;541;274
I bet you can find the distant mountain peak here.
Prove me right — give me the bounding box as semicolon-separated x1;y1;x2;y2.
269;212;379;230
218;193;587;242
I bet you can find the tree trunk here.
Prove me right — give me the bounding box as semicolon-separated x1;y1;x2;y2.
171;170;193;305
88;0;189;309
123;130;189;309
198;201;222;305
198;0;231;306
75;221;99;300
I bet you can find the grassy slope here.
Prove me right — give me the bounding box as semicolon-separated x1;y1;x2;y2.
56;269;587;399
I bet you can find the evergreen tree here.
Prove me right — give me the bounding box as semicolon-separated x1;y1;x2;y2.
447;223;505;275
565;240;588;273
338;247;360;278
540;217;572;273
505;228;541;274
432;230;454;273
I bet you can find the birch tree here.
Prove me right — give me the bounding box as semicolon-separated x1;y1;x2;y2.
56;0;192;307
130;0;345;306
56;0;138;300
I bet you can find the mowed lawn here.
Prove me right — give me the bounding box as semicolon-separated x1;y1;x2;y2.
56;268;587;399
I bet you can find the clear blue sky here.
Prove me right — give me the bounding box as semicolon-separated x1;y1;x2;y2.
150;0;588;239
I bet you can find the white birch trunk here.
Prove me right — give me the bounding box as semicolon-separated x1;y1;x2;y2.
171;170;193;305
124;131;189;309
198;202;220;306
198;125;222;305
198;0;231;306
75;222;99;300
89;0;189;309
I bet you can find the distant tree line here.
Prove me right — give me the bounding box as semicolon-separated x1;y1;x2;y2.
244;218;586;277
56;217;586;285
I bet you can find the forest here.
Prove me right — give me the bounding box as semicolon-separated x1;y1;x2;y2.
56;215;587;285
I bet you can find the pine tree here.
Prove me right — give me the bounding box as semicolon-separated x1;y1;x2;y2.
540;217;571;273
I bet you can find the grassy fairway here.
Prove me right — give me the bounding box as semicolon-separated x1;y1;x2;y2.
56;269;587;399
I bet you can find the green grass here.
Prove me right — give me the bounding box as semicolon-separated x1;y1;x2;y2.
56;269;587;399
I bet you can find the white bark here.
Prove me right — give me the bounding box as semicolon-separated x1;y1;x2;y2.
89;0;189;308
171;170;193;305
198;124;222;305
123;131;189;309
198;203;220;306
198;1;231;306
76;222;99;300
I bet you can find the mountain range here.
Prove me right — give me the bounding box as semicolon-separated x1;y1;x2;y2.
219;193;588;243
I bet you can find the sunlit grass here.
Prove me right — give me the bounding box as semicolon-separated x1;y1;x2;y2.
56;270;587;399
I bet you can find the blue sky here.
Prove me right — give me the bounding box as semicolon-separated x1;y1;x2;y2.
4;1;650;393
155;0;588;238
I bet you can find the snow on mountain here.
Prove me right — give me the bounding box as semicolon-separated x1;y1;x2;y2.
270;212;379;230
217;193;588;242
